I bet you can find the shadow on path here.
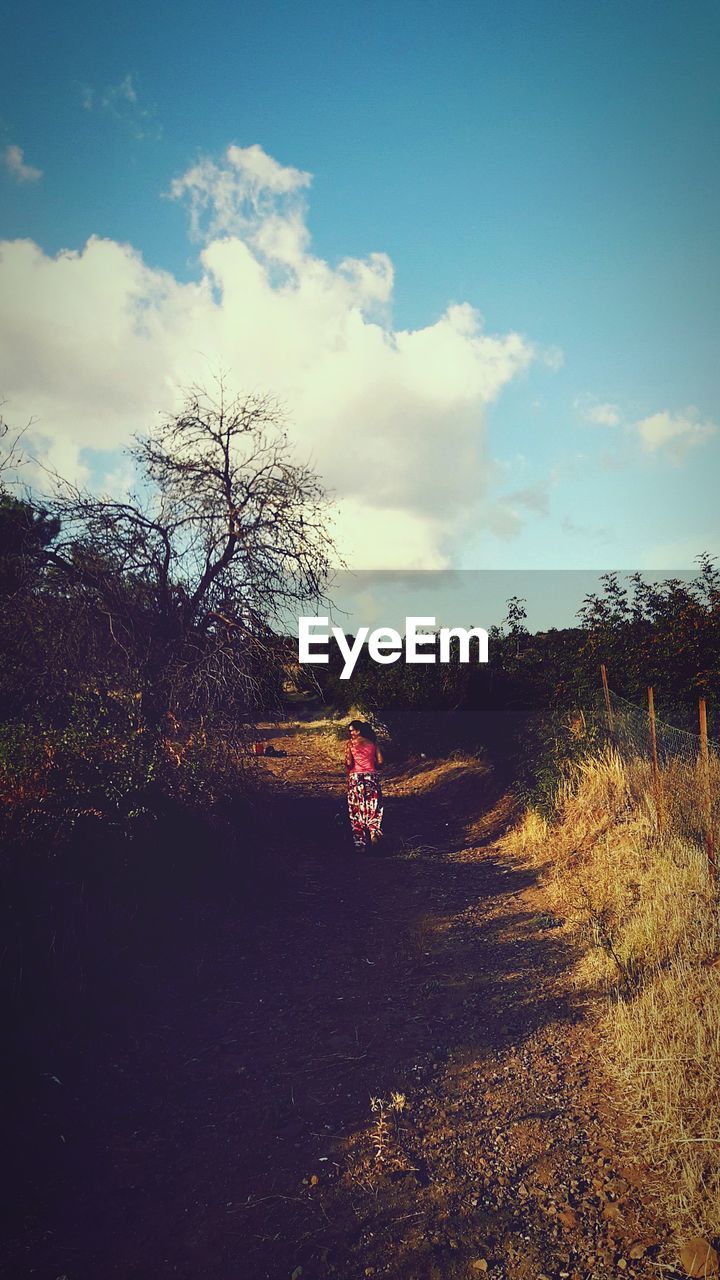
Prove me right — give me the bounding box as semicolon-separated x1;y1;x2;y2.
5;737;588;1280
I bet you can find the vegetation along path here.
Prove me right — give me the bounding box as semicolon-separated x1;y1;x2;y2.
8;722;674;1280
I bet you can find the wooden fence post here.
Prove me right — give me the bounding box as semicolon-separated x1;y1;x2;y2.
699;698;717;882
648;686;663;831
601;664;614;736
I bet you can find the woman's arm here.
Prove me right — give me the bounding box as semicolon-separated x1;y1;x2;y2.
344;742;354;773
375;743;384;767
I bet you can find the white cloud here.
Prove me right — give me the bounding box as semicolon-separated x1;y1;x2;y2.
634;409;717;461
588;403;620;427
81;74;161;141
575;395;621;426
3;145;42;184
541;346;564;373
561;516;610;542
574;396;716;467
169;143;312;245
105;74;138;107
0;144;539;567
504;482;550;517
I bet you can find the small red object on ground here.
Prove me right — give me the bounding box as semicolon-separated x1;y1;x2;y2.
252;741;265;756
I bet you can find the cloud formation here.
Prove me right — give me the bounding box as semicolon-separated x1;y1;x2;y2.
576;393;717;467
0;144;539;567
81;74;162;141
2;145;42;184
169;144;312;244
505;481;551;517
633;409;717;461
575;395;620;427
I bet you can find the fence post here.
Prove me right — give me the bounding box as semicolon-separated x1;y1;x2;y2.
698;698;717;882
601;664;614;736
648;686;663;831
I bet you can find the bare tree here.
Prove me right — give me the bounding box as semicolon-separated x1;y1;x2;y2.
45;382;336;731
0;409;30;481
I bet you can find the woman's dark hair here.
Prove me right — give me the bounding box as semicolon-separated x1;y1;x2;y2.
348;719;377;743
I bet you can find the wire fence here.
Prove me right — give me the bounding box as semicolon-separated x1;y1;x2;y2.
598;668;718;883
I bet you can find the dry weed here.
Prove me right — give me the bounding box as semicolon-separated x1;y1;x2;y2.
510;748;720;1242
606;959;720;1239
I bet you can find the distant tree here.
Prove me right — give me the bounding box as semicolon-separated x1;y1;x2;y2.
503;595;528;657
578;560;720;717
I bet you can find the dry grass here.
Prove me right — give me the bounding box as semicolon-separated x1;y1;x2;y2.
507;747;720;1242
392;754;489;795
608;960;720;1239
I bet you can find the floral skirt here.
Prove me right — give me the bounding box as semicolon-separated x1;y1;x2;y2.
347;772;383;850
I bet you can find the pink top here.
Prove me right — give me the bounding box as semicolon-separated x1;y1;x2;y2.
348;739;379;774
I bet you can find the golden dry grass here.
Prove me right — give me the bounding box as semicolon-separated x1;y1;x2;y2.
607;959;720;1239
507;748;720;1242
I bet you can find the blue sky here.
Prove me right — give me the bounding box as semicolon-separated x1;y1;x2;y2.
1;0;719;585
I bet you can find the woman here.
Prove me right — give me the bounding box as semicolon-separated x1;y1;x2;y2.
345;720;384;852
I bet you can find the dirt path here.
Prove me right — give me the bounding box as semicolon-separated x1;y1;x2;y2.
7;724;671;1280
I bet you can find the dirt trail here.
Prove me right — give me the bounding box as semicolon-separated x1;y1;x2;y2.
7;724;671;1280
